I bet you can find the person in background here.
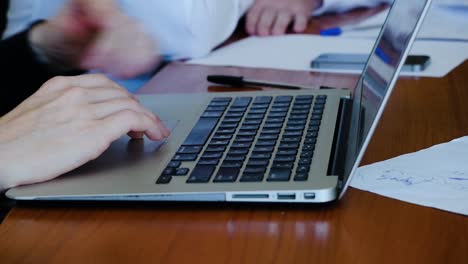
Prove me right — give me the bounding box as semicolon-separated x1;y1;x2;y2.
245;0;393;36
0;0;160;115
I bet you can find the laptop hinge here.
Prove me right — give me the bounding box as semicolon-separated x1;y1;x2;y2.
327;97;353;182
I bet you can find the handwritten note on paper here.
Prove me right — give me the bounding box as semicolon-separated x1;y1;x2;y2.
351;137;468;215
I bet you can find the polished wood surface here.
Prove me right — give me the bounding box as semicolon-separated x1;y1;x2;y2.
2;7;468;263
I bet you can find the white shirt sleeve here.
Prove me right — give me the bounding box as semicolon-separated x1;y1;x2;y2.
313;0;393;16
117;0;254;59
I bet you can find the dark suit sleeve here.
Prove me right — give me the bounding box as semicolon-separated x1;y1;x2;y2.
0;26;84;116
0;28;58;116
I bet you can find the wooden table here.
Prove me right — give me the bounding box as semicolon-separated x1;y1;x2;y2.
1;8;468;264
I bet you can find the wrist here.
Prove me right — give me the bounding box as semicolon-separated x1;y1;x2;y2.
28;21;79;72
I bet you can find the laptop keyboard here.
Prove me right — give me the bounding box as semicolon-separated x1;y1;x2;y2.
156;95;327;184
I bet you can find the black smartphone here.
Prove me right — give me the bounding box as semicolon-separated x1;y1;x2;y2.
310;53;431;72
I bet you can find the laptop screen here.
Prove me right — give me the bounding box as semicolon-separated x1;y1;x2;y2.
341;0;432;193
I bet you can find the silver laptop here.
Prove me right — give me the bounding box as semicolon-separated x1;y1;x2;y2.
6;0;432;203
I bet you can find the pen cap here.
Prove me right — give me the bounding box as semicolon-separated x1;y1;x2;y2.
207;75;244;86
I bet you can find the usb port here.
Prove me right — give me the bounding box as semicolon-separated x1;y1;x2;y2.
304;193;315;199
277;193;296;200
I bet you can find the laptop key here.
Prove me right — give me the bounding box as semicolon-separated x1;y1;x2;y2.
303;144;316;151
218;123;237;129
251;103;269;109
250;153;272;159
212;97;232;102
212;134;232;141
162;168;176;176
223;117;241;123
210;140;230;146
296;95;314;100
278;143;299;149
243;120;262;126
275;96;293;102
240;173;264;182
281;137;301;143
310;115;322;121
172;154;198;161
235;136;255;143
209;101;229;107
296;165;310;173
201;153;223;159
201;111;223;118
187;165;216;183
268;168;291;181
214;167;240;183
266;117;285;123
246;114;264;120
198;159;219;166
300;151;314;159
258;134;278;140
225;155;245;162
269;112;287;118
304;138;317;144
254;96;273;104
270;107;289;113
272;102;290;108
283;131;303;137
253;146;274;153
263;123;282;129
175;168;190;176
222;161;243;168
167;161;181;168
294;173;308;181
261;128;281;134
244;166;266;174
205;145;226;152
231;142;252;149
232;97;252;107
271;162;294;169
206;106;226;112
183;117;219;146
247;159;269;167
228;148;249;155
228;107;247;113
156;175;172;184
256;140;277;146
308;125;320;132
277;149;297;156
274;156;296;163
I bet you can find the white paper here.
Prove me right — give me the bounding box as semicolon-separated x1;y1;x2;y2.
342;4;468;41
351;137;468;216
187;35;468;78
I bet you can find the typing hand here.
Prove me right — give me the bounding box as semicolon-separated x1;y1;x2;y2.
246;0;323;36
29;0;159;78
0;74;170;191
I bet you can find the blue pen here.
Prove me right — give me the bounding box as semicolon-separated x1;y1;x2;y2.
320;24;382;36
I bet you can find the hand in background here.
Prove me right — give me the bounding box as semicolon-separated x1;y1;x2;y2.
0;74;170;191
29;0;159;79
246;0;323;36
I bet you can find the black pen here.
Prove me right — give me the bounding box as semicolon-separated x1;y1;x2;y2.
207;75;310;90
